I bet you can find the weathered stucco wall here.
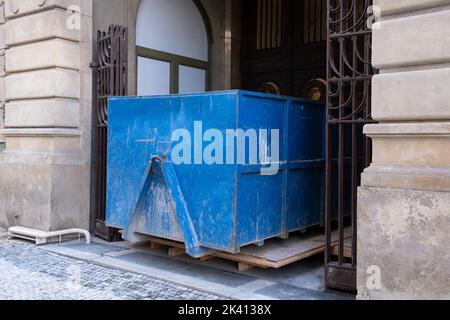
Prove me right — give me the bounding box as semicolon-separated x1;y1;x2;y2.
0;0;93;231
358;0;450;299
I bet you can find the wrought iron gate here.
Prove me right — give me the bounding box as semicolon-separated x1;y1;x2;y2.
325;0;375;292
91;25;128;241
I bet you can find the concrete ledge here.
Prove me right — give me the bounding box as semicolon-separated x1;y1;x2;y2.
364;122;450;137
0;151;84;165
43;244;102;261
1;128;81;137
374;0;450;16
362;165;450;192
364;123;450;167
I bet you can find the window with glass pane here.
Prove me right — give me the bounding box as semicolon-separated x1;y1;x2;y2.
136;0;210;95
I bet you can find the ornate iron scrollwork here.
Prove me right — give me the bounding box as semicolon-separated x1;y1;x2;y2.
92;25;128;242
325;0;375;293
327;0;374;122
302;78;327;103
258;81;282;95
95;25;128;127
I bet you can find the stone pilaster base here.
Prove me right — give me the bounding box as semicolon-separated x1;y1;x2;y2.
0;151;90;231
0;1;93;232
357;186;450;300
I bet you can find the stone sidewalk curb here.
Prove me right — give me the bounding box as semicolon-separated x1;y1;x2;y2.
41;244;277;301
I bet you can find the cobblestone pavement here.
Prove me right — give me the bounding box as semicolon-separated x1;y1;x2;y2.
0;241;222;300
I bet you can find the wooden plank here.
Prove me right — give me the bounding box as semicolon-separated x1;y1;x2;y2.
238;263;254;272
220;229;352;268
237;234;325;262
331;238;353;259
331;245;352;259
215;243;325;269
238;262;268;272
148;237;184;249
150;241;163;250
168;247;185;257
199;255;216;262
146;228;352;270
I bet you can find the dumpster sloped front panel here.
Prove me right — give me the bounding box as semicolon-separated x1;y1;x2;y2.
106;90;325;257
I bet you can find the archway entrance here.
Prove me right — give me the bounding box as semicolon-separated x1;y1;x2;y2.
135;0;211;95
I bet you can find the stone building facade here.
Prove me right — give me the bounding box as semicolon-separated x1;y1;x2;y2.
358;0;450;300
0;0;93;231
0;0;448;300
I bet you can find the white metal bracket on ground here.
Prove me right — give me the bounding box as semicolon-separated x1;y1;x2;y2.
8;226;91;245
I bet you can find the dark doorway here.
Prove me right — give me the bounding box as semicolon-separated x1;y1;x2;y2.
240;0;375;293
91;25;128;242
241;0;327;101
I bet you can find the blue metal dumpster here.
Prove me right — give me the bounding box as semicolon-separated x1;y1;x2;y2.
106;90;325;258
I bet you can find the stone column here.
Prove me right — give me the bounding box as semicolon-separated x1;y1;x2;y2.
221;0;241;90
0;0;93;231
0;1;5;151
358;0;450;299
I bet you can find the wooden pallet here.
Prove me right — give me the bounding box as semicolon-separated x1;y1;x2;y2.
147;228;352;271
330;238;353;259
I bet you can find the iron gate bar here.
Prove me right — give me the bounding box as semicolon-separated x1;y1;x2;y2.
325;0;375;292
91;25;128;242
